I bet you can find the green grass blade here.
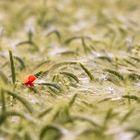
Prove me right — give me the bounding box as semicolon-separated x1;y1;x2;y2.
80;63;94;81
1;89;6;113
14;56;25;70
40;125;62;140
68;94;78;108
122;95;140;102
46;30;61;41
9;50;16;84
38;107;52;118
37;82;62;92
105;69;124;81
60;72;79;83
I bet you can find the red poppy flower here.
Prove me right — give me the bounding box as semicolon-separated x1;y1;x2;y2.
24;74;37;87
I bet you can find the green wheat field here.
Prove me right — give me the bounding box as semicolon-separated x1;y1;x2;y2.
0;0;140;140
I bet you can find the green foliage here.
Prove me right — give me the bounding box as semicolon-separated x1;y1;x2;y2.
40;125;62;140
9;50;16;85
80;63;94;81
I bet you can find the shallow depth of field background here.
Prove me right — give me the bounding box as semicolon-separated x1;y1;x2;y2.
0;0;140;140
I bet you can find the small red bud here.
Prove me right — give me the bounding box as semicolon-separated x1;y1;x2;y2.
24;74;37;87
